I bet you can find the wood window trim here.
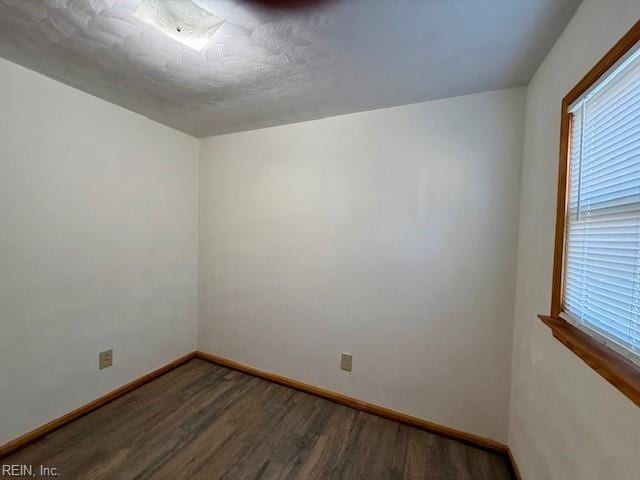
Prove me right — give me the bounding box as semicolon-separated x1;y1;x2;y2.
540;19;640;409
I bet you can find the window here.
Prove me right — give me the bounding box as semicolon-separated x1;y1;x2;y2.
564;45;640;364
541;20;640;408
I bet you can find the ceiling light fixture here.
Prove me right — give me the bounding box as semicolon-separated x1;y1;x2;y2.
133;0;224;51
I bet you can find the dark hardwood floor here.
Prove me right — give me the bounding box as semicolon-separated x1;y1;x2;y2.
2;359;514;479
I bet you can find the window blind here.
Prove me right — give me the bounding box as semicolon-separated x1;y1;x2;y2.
564;45;640;365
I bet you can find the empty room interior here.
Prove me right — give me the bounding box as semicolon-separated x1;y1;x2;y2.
2;0;640;479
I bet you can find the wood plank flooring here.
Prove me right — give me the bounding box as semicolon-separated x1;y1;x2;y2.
2;359;514;479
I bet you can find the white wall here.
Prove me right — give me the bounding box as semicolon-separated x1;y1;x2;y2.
509;1;640;479
0;58;199;445
198;89;525;442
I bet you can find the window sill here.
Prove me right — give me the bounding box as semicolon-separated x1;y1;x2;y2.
538;314;640;408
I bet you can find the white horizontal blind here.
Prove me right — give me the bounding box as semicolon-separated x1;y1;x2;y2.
564;45;640;365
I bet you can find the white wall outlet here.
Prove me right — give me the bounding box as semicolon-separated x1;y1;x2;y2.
99;349;113;370
341;352;352;372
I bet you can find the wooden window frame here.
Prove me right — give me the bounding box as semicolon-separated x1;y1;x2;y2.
539;19;640;408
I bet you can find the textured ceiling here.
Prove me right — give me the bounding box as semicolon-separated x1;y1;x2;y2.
0;0;581;137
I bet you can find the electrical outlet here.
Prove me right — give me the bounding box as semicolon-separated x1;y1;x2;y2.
340;353;352;372
99;349;113;370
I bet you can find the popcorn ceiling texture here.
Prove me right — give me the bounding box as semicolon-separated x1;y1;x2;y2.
0;0;580;137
